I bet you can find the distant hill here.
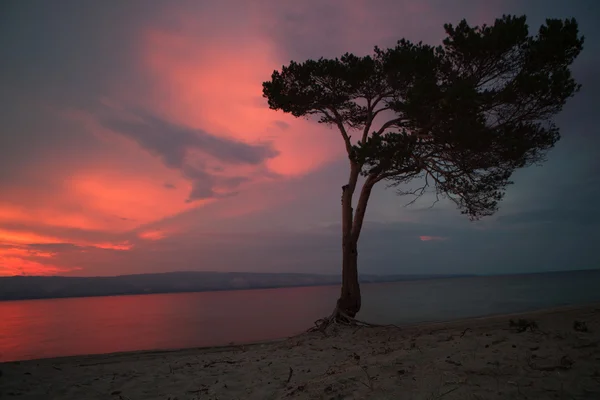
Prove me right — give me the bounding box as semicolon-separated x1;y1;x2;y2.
0;271;474;301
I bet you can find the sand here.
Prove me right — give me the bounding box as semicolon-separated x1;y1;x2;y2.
1;305;599;400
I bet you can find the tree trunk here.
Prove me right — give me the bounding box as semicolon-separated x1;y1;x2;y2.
337;167;375;318
338;238;361;317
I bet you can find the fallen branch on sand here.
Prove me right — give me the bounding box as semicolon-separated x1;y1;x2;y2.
526;355;574;372
203;360;238;368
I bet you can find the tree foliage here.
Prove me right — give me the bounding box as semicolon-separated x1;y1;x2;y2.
263;15;584;219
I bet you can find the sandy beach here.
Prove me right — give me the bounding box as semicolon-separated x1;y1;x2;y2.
1;304;599;399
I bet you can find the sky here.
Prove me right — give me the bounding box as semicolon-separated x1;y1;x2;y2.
0;0;598;277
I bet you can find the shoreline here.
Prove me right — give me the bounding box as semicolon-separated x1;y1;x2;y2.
3;302;597;365
2;303;599;399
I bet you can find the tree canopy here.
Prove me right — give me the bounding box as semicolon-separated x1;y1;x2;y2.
263;15;584;219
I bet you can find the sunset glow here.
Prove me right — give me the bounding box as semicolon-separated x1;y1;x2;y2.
1;0;597;277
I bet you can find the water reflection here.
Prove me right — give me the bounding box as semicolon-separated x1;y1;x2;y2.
0;285;336;362
1;270;599;362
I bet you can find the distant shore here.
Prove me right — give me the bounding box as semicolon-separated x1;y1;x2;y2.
0;271;477;301
2;303;599;399
2;268;597;302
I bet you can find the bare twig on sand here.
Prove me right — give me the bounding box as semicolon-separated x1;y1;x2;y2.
437;386;459;398
203;360;238;368
286;367;294;384
526;355;574;372
358;366;374;390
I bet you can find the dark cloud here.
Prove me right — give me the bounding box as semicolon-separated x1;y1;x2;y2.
273;120;290;130
180;165;250;201
163;183;176;189
100;110;278;201
101;111;278;168
182;167;215;201
25;243;83;253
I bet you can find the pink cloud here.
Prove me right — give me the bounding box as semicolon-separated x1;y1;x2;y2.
139;25;343;179
419;235;448;242
138;230;167;241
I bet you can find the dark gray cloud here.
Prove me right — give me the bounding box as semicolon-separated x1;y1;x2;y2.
100;110;278;200
101;111;278;168
25;243;84;253
273;120;290;130
181;166;215;201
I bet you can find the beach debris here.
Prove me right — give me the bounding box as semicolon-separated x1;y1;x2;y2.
410;340;422;353
110;391;121;395
573;320;588;332
527;354;574;371
187;385;209;394
561;355;574;367
286;384;305;396
432;386;459;398
203;360;238;368
574;340;599;349
445;359;462;367
359;366;374;390
509;319;538;333
286;367;294;384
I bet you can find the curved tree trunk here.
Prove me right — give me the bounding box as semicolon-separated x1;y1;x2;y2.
337;169;376;318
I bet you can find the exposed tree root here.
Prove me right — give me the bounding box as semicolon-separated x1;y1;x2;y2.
307;307;399;336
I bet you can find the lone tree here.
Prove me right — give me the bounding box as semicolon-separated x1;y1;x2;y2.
262;15;584;324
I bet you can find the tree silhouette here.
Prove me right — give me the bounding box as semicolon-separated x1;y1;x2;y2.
262;15;584;325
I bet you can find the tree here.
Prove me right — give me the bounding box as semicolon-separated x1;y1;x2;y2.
262;15;584;324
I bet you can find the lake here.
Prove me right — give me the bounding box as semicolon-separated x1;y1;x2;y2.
1;269;599;362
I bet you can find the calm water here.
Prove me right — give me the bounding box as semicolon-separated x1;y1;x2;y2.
1;270;599;362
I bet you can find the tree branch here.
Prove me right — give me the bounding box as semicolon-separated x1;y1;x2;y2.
374;117;407;137
330;108;353;155
351;174;377;242
361;102;374;144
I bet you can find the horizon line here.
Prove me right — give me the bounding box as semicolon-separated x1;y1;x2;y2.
2;267;598;280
